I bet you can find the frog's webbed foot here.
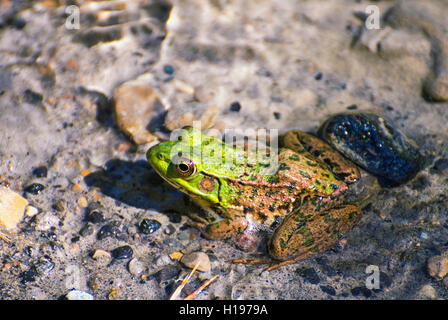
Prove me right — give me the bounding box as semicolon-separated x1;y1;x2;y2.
282;130;360;184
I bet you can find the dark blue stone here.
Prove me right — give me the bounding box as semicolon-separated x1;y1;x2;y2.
139;218;161;234
319;112;428;186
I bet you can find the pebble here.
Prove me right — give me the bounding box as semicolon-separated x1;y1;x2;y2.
97;224;120;240
114;84;163;144
25;205;39;217
33;258;55;276
164;224;176;235
164;103;220;131
320;285;336;296
23;89;43;104
139;218;161;234
350;286;372;298
319;112;428;186
32;166;48;178
163;64;175;75
427;254;448;279
180;251;211;272
86;209;104;224
79;224;94;237
52;200;66;212
24;183;45;195
0;186;28;229
153;265;181;283
111;245;133;259
91;249;112;266
431;158;448;175
234;233;259;252
296;267;320;285
418;284;436;299
65;289;94;300
128;258;145;276
229;101;241;112
77;197;88;208
443;277;448;289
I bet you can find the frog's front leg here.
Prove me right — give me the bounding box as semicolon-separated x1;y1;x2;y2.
202;215;248;240
283;130;360;184
268;199;362;261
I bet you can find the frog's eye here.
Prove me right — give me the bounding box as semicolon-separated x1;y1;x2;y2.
175;158;196;177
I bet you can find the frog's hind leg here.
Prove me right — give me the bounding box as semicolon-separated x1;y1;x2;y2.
268;203;362;264
283;130;360;184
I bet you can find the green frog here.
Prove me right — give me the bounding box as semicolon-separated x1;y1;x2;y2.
147;126;366;269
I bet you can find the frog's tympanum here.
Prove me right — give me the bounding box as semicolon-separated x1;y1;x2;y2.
147;126;366;268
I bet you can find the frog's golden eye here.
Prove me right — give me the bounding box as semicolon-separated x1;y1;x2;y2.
175;158;196;177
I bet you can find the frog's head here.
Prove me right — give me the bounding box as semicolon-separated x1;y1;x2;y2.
147;126;223;207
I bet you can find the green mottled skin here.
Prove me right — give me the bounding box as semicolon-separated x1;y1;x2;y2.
147;127;363;261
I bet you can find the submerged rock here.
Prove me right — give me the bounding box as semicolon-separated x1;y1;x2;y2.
319;112;428;186
0;187;28;229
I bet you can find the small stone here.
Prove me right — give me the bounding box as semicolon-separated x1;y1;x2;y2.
169;251;184;261
72;183;82;192
23;89;43;104
181;251;211;272
114;84;163;144
97;224;120;240
25;205;38;217
296;267;320;285
229;101;241;112
80;169;91;177
66;289;94;300
0;187;28;229
431;158;448;175
111;245;133;259
153;265;181;283
314;72;323;80
443;276;448;289
427;254;448;279
351;286;372;298
24;183;45;195
419;284;436;299
33;258;55;276
86;210;104;224
128;258;145;276
52;200;66;212
163;64;175;75
320;285;336;296
32;166;48;178
234;233;259;252
164;103;220;131
164;224;175;235
92;249;112;260
79;224;94;237
139;219;161;234
21;269;37;284
77;197;88;208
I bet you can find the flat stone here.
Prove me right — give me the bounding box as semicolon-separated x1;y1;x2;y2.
0;187;28;230
128;258;145;276
114;84;164;144
181;251;211;272
65;289;94;300
427;254;448;279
